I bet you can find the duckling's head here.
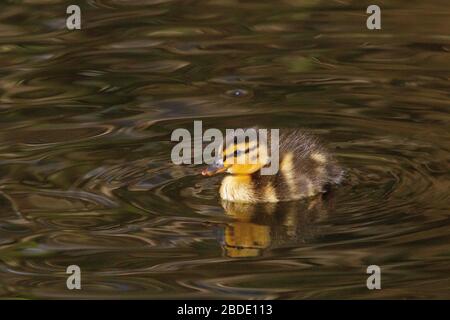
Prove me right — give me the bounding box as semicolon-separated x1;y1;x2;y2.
202;134;269;176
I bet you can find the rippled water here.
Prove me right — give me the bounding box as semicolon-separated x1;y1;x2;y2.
0;0;449;299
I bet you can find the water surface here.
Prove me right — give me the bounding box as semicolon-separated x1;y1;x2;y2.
0;0;449;299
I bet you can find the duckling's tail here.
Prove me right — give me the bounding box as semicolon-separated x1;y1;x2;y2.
327;163;345;185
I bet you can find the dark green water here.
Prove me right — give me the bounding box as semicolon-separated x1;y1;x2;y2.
0;0;449;299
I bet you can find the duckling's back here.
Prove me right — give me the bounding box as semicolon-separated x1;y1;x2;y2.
251;129;343;202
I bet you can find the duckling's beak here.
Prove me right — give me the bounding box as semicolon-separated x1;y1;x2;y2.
201;163;227;176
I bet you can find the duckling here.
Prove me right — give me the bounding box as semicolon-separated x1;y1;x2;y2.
202;129;343;203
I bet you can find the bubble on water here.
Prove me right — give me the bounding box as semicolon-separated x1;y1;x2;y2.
225;89;250;98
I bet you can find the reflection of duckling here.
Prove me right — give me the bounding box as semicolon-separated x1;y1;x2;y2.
220;197;329;258
202;129;343;203
220;201;272;258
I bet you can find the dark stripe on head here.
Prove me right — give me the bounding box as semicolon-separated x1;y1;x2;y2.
224;144;259;161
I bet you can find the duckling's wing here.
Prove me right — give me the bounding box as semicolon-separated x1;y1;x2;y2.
278;130;343;195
